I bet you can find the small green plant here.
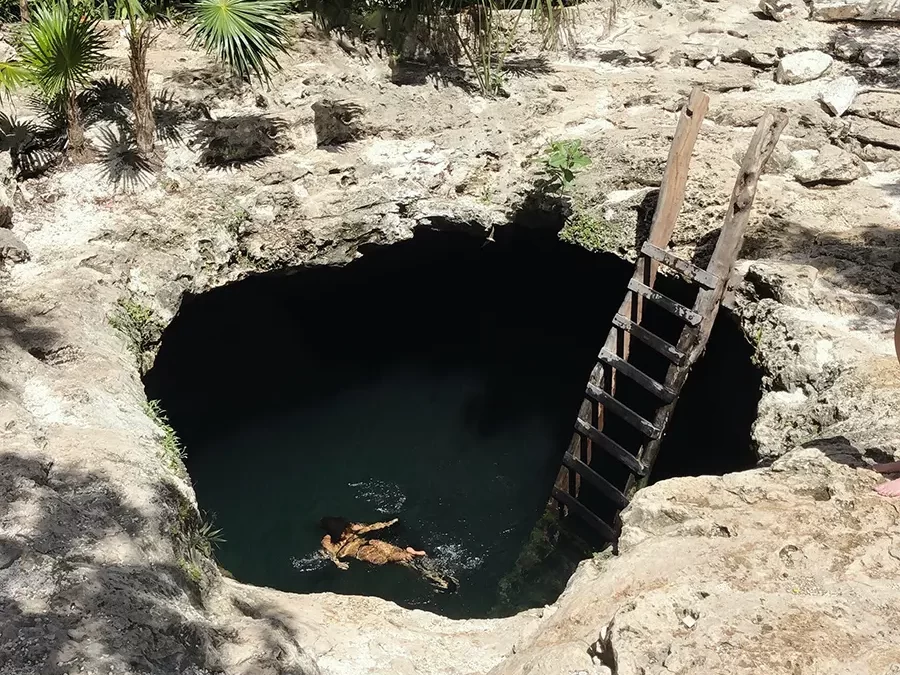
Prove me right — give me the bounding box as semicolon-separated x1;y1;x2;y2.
559;210;627;254
170;495;226;588
224;204;250;236
108;296;164;374
144;400;187;477
539;139;591;192
179;558;203;585
750;326;765;367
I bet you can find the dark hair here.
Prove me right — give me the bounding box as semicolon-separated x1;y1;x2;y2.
319;516;351;541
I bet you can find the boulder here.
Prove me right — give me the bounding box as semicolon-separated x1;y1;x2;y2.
793;144;867;185
849;92;900;128
831;31;861;61
818;76;858;116
776;50;833;84
758;0;809;20
850;118;900;150
0;228;28;264
859;45;899;67
810;0;900;20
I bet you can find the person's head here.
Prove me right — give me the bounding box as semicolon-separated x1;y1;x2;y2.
319;516;351;541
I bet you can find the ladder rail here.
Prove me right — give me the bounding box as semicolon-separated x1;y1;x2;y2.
630;109;789;493
553;107;789;543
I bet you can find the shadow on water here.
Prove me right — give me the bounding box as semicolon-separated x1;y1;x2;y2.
145;226;763;618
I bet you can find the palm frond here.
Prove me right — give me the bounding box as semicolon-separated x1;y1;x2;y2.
17;1;108;100
0;61;29;100
188;0;289;83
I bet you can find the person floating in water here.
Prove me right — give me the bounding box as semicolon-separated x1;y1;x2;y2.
318;516;458;593
319;516;425;570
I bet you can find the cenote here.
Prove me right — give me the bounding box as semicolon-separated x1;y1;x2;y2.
144;225;761;619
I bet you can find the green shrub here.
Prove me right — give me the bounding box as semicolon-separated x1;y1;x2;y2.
144;400;187;477
108;296;163;374
559;210;627;253
539;139;591;192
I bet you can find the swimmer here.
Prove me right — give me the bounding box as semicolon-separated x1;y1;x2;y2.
318;516;458;593
319;516;425;570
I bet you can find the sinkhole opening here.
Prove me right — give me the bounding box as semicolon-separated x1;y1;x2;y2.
144;225;761;619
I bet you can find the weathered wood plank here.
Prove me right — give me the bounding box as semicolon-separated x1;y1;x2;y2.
562;452;630;508
632;110;789;492
610;88;710;389
640;242;719;289
647;88;711;248
627;279;703;326
551;487;617;541
585;382;662;439
574;417;647;475
611;314;686;365
706;110;790;281
598;349;676;402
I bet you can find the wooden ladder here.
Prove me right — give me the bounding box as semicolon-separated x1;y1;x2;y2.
552;88;788;542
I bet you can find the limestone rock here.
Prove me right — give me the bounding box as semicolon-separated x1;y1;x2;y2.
850;118;900;149
0;228;28;264
810;0;900;20
793;144;867;185
0;150;13;229
492;450;900;675
776;50;833;84
0;184;12;229
0;40;14;63
831;31;861;61
312;99;366;147
849;92;900;128
193;115;288;167
818;76;858;116
751;51;778;67
759;0;809;21
831;28;899;65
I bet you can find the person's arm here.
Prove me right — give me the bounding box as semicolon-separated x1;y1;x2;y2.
321;535;349;570
352;518;399;535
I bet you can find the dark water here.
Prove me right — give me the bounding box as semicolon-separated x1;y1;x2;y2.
145;228;630;618
145;226;761;618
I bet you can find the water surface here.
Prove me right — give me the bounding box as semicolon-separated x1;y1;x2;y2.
146;228;629;617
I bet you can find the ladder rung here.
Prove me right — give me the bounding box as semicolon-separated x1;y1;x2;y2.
612;314;686;365
641;242;720;289
551;487;617;541
598;349;677;403
586;382;662;439
562;451;629;508
627;279;703;326
574;417;647;476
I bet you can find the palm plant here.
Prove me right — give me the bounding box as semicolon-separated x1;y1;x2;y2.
0;60;30;100
18;2;107;160
117;0;289;156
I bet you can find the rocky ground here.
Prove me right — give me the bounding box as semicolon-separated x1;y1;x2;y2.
1;0;900;672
